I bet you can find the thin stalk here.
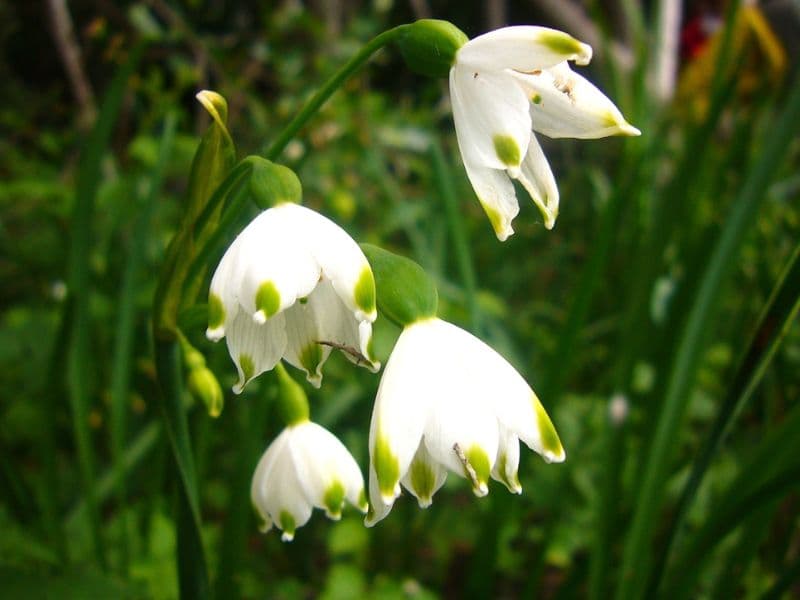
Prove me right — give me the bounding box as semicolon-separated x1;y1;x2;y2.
646;241;800;596
109;113;176;573
263;25;407;161
615;77;800;600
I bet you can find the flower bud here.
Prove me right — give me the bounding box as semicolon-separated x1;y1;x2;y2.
396;19;468;78
188;366;224;418
248;158;303;208
360;244;438;327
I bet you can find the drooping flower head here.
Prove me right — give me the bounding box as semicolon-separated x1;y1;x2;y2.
365;317;564;526
449;26;640;238
207;203;379;392
251;420;367;541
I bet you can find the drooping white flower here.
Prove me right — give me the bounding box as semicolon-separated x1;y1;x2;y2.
365;317;564;525
251;420;367;541
449;26;641;239
206;203;379;392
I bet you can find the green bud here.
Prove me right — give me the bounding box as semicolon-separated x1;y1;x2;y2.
188;366;224;418
360;244;438;327
274;363;310;426
396;19;468;78
249;158;303;209
188;91;236;221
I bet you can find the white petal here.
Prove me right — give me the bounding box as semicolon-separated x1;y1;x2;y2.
367;321;435;506
400;441;448;508
513;63;641;139
298;205;378;323
419;321;499;496
289;422;366;519
450;65;531;171
236;208;320;323
512;134;559;230
250;429;313;541
457;26;592;72
207;233;246;340
461;159;519;241
492;426;522;494
225;309;287;393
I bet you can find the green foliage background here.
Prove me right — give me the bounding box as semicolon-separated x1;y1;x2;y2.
1;1;798;598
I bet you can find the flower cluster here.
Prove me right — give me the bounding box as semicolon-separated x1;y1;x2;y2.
200;21;637;541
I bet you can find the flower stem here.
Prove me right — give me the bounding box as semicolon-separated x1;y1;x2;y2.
263;25;407;161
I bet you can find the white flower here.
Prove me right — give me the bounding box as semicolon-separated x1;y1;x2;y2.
365;317;564;526
449;26;641;239
206;203;379;392
251;420;367;541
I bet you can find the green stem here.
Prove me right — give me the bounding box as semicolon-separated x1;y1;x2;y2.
263;25;407;161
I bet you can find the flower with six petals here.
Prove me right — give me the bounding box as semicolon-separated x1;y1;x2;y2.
206;203;379;392
449;26;640;238
366;317;564;526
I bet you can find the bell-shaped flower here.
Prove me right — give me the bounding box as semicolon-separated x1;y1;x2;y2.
366;317;564;526
251;420;368;541
206;203;379;392
449;26;640;239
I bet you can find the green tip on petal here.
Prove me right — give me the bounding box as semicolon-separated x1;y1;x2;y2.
358;488;368;513
478;199;511;241
208;293;225;331
374;432;400;500
464;445;491;496
409;459;437;507
354;266;377;316
279;510;296;541
535;397;565;462
299;344;323;385
493;134;521;167
324;481;346;519
238;354;255;391
495;452;521;494
255;281;281;322
538;30;591;64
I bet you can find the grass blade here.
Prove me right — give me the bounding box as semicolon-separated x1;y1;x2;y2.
615;76;800;600
646;241;800;595
65;42;145;569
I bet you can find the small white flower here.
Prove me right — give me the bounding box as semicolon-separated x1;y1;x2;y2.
206;203;379;392
365;317;564;526
251;420;368;541
449;26;641;239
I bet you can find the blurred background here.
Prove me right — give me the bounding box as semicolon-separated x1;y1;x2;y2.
1;0;799;598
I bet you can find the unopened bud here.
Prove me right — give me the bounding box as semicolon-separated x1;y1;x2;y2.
396;19;468;78
188;366;224;418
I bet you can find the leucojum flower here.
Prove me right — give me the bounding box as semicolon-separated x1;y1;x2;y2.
365;316;564;525
251;419;368;541
449;26;641;238
206;202;379;391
